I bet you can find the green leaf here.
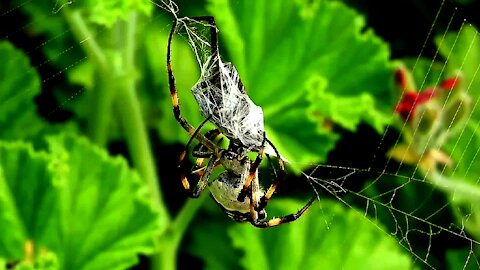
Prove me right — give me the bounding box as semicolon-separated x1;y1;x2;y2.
45;133;162;270
436;24;480;121
399;58;447;91
0;41;46;141
444;121;480;181
264;97;339;168
0;134;162;269
0;141;60;260
208;0;394;168
19;0;152;29
229;199;414;270
306;75;391;132
446;248;479;270
81;0;152;27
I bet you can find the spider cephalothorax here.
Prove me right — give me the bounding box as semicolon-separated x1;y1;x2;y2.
166;16;314;227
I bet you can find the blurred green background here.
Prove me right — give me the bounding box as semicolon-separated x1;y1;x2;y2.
1;0;480;269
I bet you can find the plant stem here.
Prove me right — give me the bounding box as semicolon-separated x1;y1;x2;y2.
171;190;210;243
65;8;169;219
64;8;208;270
428;171;480;201
63;10;108;70
90;72;115;146
154;191;209;270
115;60;169;216
62;9;112;146
114;12;169;220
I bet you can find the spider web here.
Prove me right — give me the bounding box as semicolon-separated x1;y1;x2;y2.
1;0;480;269
162;0;480;268
299;2;480;269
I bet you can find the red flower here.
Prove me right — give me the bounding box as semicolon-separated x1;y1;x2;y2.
395;89;436;121
440;77;458;90
394;67;459;121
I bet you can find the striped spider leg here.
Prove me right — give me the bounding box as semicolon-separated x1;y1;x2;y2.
167;16;314;227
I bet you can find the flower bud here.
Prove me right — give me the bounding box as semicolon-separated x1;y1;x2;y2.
387;143;419;165
443;92;472;132
410;102;442;137
394;65;416;91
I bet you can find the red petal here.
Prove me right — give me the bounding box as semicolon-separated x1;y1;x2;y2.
441;77;458;90
395;68;408;89
395;91;418;121
395;90;436;121
401;91;419;104
417;89;436;103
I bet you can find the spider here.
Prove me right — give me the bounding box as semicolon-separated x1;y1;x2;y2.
166;16;315;227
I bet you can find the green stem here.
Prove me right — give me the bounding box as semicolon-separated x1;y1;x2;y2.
63;10;107;70
65;9;168;218
115;61;168;214
155;192;210;270
62;9;112;145
64;7;208;270
172;190;210;242
428;172;480;201
90;72;114;145
114;12;169;220
65;1;171;238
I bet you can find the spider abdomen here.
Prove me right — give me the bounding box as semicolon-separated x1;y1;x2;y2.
210;172;264;217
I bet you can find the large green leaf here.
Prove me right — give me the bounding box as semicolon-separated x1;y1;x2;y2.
208;0;394;168
0;142;60;260
0;41;46;141
0;134;162;269
46;133;162;270
232;199;414;270
188;199;414;270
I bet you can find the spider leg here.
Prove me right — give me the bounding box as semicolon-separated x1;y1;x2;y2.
189;129;222;176
178;118;212;169
178;119;222;197
167;20;219;152
248;164;262;221
191;156;220;198
236;146;263;202
179;145;220;198
246;159;315;228
250;197;316;228
258;138;286;209
237;135;284;203
242;138;314;227
192;129;222;158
